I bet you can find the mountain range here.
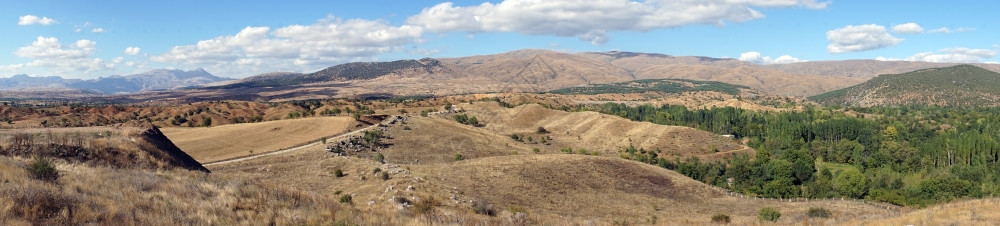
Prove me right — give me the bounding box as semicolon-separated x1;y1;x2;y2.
0;68;231;94
7;49;1000;100
214;49;1000;98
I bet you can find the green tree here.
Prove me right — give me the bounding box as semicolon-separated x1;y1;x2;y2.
835;169;868;198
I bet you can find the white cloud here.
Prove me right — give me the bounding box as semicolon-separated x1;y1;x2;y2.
2;37;115;78
892;23;923;34
91;27;105;33
14;36;95;59
903;47;997;63
124;47;141;55
406;0;829;45
928;27;975;34
18;15;58;26
738;51;806;64
152;16;424;77
826;24;902;53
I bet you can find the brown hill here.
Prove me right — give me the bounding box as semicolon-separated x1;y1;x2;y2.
577;51;867;96
379;102;748;165
440;49;634;90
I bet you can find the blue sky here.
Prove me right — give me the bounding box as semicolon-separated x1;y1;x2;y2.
2;0;997;79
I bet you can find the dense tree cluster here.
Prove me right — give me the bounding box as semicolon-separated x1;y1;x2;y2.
592;103;1000;206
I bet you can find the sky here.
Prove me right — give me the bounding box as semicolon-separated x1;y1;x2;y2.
1;0;997;79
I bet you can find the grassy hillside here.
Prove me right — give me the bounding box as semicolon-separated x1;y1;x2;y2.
810;65;1000;107
0;125;207;172
550;79;751;95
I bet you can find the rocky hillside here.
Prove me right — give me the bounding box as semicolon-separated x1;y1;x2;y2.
809;65;1000;107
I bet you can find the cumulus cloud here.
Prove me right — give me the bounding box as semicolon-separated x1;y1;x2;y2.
2;37;116;78
14;37;96;59
826;24;902;53
928;27;975;34
124;47;141;55
406;0;829;45
892;23;923;34
738;51;806;64
152;16;424;77
18;15;58;26
91;27;105;33
904;47;997;63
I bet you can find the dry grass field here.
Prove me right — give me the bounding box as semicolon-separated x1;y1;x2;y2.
845;198;1000;225
461;102;750;159
7;98;971;225
208;106;900;225
161;117;359;163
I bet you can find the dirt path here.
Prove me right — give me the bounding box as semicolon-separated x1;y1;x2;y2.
203;123;381;167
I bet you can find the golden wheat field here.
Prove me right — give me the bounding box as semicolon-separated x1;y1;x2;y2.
161;117;359;163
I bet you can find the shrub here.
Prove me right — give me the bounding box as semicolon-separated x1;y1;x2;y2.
560;147;574;154
334;169;344;178
533;148;541;153
380;172;390;181
26;156;59;182
373;168;382;174
454;154;464;161
339;194;353;204
413;196;442;215
537;126;549;134
471;199;497;216
807;207;831;218
759;207;781;222
375;153;385;163
711;214;731;224
468;116;479;126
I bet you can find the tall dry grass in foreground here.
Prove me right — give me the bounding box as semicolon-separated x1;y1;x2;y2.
0;155;533;225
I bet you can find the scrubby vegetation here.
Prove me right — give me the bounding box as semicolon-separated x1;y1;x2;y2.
758;207;781;222
710;214;731;224
808;207;832;218
26;156;59;182
453;114;479;126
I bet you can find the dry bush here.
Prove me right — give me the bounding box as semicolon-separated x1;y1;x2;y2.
472;198;497;216
711;214;731;224
0;182;76;224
